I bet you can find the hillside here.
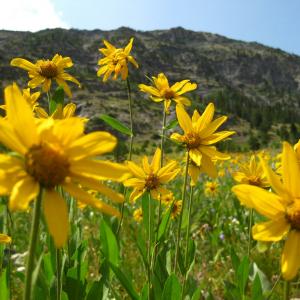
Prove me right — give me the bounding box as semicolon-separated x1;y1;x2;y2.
1;27;300;150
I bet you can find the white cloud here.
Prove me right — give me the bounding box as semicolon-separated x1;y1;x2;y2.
0;0;69;32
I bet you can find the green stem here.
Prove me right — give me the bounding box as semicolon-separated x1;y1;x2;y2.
266;275;281;300
283;281;290;300
126;78;134;161
182;186;194;298
174;151;190;273
46;92;52;114
56;249;62;300
160;109;167;167
24;189;43;300
148;193;152;300
247;209;254;257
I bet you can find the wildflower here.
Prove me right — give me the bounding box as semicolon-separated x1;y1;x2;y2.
233;155;269;188
133;208;143;222
171;200;182;219
204;181;219;197
232;142;300;280
11;54;80;97
0;233;11;244
97;38;138;82
160;192;175;206
139;73;197;112
171;104;235;177
35;103;77;119
0;83;129;248
124;148;180;202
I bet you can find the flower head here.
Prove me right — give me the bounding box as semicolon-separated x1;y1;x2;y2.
0;233;12;244
124;148;180;202
97;38;138;82
204;181;219;197
171;104;235;177
233;154;269;188
11;54;80;97
139;73;197;112
133;208;143;223
35;103;78;120
232;142;300;280
0;83;129;248
171;200;182;219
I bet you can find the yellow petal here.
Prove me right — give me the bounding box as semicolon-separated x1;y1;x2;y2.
43;190;69;248
63;103;76;118
189;149;202;166
5;83;38;148
129;188;144;203
63;182;120;217
201;131;235;145
171;80;190;92
200;154;217;178
196;103;214;132
124;37;134;55
123;178;145;188
176;82;197;95
281;230;300;280
127;161;145;178
282;142;300;198
0;233;12;244
142;156;151;174
138;84;161;97
252;216;290;241
9;176;39;211
176;105;192;134
232;184;285;220
11;58;36;71
151;148;161;173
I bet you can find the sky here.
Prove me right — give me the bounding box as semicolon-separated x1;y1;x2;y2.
0;0;299;55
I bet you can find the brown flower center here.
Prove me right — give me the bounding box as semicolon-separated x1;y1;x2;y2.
39;61;58;78
163;88;175;99
144;173;160;191
25;144;70;188
183;132;201;149
248;176;262;186
286;203;300;230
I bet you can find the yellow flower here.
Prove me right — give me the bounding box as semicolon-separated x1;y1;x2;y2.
123;148;180;202
133;208;143;222
171;104;235;177
232;142;300;280
11;54;80;97
1;88;40;113
160;192;175;206
204;181;219;197
0;84;129;248
97;38;138;82
171;200;182;219
139;73;197;112
233;155;269;188
0;233;12;244
35;103;78;119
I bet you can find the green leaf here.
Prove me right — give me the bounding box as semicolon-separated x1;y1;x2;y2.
162;274;182;300
86;279;104;300
250;263;271;293
191;287;201;300
109;263;139;300
100;219;119;267
165;120;178;130
0;269;8;300
49;86;65;114
157;206;172;241
99;114;132;136
237;256;250;296
251;274;263;300
230;249;240;273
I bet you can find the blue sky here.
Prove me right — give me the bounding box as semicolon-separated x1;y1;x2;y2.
1;0;299;55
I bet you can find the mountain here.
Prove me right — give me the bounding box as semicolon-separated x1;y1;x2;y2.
1;27;300;150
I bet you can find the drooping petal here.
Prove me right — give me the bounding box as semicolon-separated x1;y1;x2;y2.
232;184;285;220
138;84;161;97
129;188;144;202
200;154;217;178
43;189;69;248
9;176;39;211
176;105;192;134
281;230;300;280
189;149;202;166
10;58;36;71
252;216;290;241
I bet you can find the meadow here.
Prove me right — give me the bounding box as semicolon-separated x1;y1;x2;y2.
0;37;299;300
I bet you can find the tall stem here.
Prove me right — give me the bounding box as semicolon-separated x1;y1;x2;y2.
147;193;152;300
24;189;43;300
46;92;52;114
283;281;290;300
56;249;62;300
126;78;134;161
247;209;254;257
174;151;190;273
182;186;194;298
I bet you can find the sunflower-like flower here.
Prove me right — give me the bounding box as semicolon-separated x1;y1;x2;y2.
11;54;80;97
171;104;235;177
0;84;129;248
1;88;40;113
139;73;197;112
97;38;138;82
35;103;78;119
233;154;269;188
123;148;180;202
133;208;143;223
204;181;219;197
232;142;300;280
0;233;12;244
171;200;182;219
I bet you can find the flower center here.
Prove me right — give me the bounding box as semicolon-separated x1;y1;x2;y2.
144;173;160;191
183;132;201;149
286;203;300;230
163;88;175;99
25;144;70;189
248;176;262;186
39;61;58;78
